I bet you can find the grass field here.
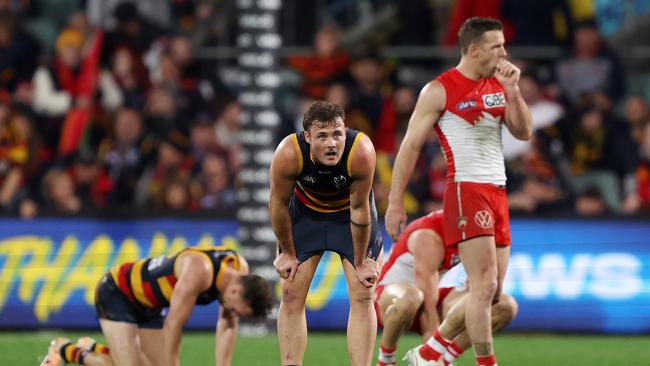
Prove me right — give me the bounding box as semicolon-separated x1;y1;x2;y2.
3;331;650;365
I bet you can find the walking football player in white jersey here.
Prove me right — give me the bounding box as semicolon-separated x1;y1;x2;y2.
385;17;532;366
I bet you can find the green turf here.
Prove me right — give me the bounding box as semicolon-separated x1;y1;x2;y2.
3;331;649;365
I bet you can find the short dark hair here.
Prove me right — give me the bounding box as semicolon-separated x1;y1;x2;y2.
240;275;274;320
302;100;345;131
458;17;504;54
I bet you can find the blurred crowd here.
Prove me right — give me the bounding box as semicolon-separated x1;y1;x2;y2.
0;0;649;218
0;0;239;217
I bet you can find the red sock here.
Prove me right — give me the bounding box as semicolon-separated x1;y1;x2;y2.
476;354;497;366
419;330;450;361
443;340;464;363
378;344;396;365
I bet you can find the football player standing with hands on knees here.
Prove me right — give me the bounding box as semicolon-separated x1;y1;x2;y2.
385;17;531;366
270;100;383;366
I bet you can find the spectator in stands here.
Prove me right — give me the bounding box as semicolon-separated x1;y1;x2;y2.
0;96;30;213
213;99;241;171
501;0;574;45
561;108;626;213
287;23;350;99
134;128;193;208
41;168;82;215
100;107;153;206
555;20;626;106
325;82;372;137
190;151;237;211
100;2;164;66
161;176;192;213
110;46;150;109
32;28;122;153
347;46;390;137
0;13;40;94
622;95;650;144
575;186;607;216
374;85;417;154
502;71;564;162
69;151;113;210
628;123;650;214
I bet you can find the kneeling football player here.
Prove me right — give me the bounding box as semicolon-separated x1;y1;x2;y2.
41;246;274;366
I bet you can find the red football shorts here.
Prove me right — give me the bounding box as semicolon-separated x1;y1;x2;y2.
442;182;511;247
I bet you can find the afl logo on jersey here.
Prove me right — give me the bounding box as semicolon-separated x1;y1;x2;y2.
482;93;506;108
456;100;477;111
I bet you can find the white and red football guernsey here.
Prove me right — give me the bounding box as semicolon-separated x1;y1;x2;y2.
378;210;459;287
434;68;507;186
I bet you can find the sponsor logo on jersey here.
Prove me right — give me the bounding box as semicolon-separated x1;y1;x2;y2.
303;175;317;184
456;100;478;111
482;92;506;108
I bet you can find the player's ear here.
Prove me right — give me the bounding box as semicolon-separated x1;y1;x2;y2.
304;130;311;144
468;43;479;58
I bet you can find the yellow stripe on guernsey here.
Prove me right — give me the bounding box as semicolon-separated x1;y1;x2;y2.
296;182;351;207
157;276;174;302
109;266;120;283
346;132;364;176
292;133;303;174
130;260;155;308
216;253;241;288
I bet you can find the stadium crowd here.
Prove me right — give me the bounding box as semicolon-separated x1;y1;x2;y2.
0;0;649;218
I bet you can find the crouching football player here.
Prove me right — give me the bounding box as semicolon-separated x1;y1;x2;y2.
375;211;518;366
41;246;274;366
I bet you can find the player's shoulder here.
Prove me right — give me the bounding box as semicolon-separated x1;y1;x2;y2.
348;130;376;177
416;79;446;112
271;133;301;172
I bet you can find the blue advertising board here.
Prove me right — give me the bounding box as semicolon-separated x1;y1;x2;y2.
0;219;238;329
0;218;648;333
302;219;650;334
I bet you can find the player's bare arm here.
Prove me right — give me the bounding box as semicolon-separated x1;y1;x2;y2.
349;133;379;287
215;255;248;366
215;305;238;366
164;253;213;366
385;81;446;240
269;135;300;281
496;59;532;141
409;229;444;337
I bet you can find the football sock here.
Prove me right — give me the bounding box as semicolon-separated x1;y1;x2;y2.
476;354;497;366
419;329;450;361
89;342;110;354
60;342;88;365
443;340;464;363
377;344;396;365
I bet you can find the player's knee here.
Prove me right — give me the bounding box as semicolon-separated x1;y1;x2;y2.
394;288;423;314
494;294;518;323
348;287;374;305
473;274;498;301
281;286;307;310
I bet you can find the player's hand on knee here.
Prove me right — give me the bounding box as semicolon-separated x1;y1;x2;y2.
385;203;407;241
274;253;298;282
355;258;379;288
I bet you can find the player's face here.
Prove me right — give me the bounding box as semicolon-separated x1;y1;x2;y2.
476;30;507;77
304;118;346;166
222;281;253;317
